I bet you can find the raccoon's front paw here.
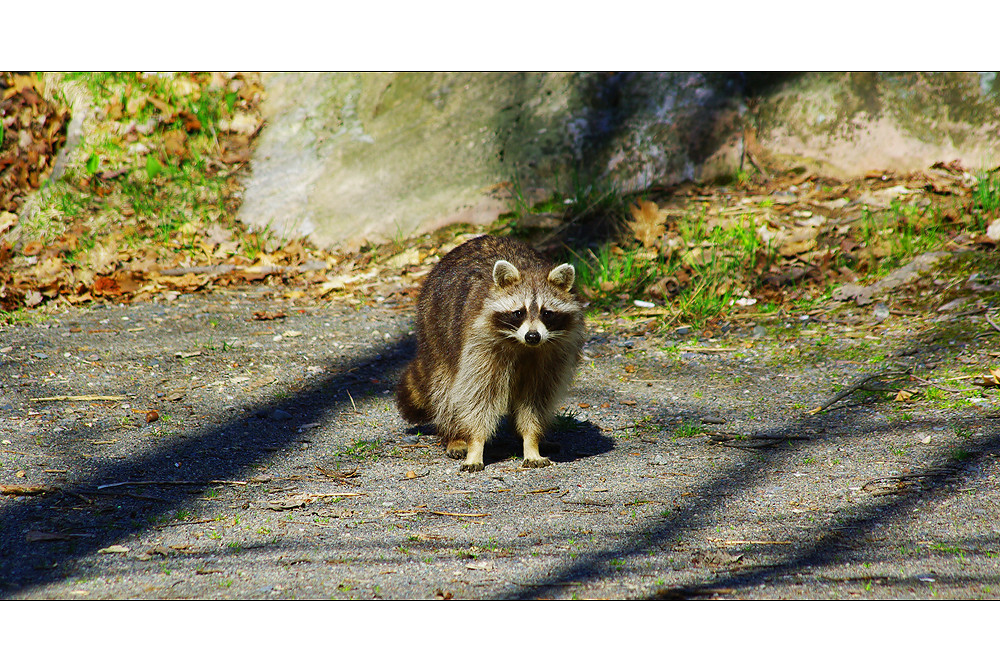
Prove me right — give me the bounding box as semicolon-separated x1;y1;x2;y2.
446;440;468;460
522;457;552;469
460;461;484;472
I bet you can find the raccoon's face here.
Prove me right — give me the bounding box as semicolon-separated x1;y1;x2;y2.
489;260;579;347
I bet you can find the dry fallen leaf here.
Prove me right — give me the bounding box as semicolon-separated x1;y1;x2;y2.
87;243;118;274
22;240;44;256
91;276;123;297
24;290;44;307
223;112;261;135
779;237;818;257
626;199;668;248
986;219;1000;242
974;369;1000;387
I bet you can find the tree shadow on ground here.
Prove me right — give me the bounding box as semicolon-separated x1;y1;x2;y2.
3;260;998;599
500;313;1000;598
501;426;999;599
0;333;415;596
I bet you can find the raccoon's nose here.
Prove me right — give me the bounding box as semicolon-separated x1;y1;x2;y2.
524;330;541;345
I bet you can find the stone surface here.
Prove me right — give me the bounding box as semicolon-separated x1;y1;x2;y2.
239;72;745;249
240;72;1000;250
751;72;1000;178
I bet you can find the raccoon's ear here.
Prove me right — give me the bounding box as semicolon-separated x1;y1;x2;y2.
493;260;521;288
547;263;575;291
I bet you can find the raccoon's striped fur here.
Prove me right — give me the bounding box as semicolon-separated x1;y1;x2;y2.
396;235;585;472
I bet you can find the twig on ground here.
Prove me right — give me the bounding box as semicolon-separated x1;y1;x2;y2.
861;466;961;496
154;517;219;528
2;449;62;458
303;492;366;498
96;479;248;490
708;431;816;451
708;539;793;546
90;491;176;503
63;490;93;505
909;375;970;393
986;310;1000;334
1;484;53;496
429;510;488;518
709;432;816;442
807;369;911;414
30;395;127;402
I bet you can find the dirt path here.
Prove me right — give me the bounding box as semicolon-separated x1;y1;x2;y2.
1;286;999;600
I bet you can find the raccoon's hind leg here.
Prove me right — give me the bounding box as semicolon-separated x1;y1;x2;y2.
445;438;468;459
442;435;487;472
396;361;433;425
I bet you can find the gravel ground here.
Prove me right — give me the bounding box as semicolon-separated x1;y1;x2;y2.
2;287;999;600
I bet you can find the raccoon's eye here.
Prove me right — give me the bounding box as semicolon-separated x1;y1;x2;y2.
512;309;525;320
541;308;554;319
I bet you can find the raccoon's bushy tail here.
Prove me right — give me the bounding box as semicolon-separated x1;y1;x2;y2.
396;361;433;425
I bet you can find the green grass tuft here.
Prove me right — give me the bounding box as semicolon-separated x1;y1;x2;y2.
672;419;704;438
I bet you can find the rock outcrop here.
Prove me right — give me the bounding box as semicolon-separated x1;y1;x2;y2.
239;72;1000;249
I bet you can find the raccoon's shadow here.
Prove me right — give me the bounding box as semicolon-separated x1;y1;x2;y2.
403;418;613;467
543;419;614;463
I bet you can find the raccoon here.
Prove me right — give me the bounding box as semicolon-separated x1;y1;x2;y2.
396;235;585;472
